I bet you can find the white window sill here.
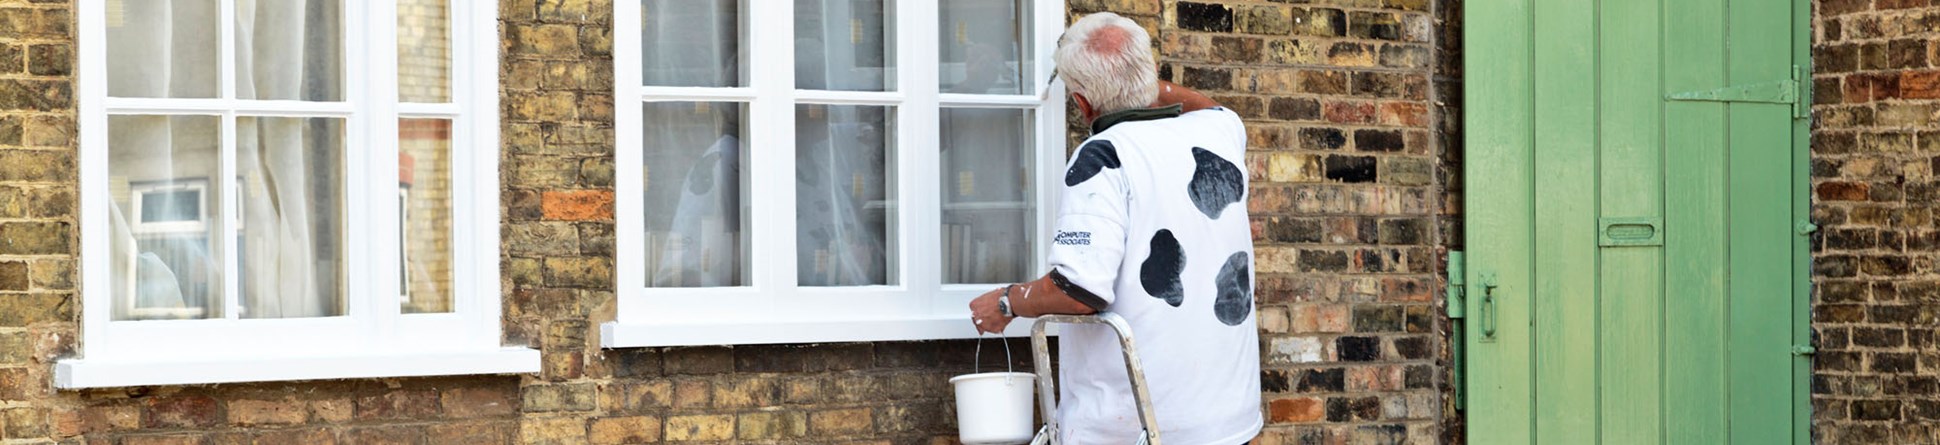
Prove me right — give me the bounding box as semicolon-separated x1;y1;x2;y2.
54;347;540;389
602;316;1049;348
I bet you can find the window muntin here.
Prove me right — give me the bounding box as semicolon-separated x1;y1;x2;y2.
614;0;1064;345
77;0;507;373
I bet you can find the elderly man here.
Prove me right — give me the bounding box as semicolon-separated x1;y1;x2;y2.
968;11;1261;445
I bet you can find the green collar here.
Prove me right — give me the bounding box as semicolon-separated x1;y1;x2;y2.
1090;104;1184;134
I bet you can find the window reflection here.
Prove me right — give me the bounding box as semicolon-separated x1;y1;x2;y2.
796;105;897;286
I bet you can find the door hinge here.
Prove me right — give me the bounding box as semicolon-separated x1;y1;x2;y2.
1793;345;1817;356
1796;220;1819;236
1666;65;1810;119
1446;251;1465;411
1446;251;1465;320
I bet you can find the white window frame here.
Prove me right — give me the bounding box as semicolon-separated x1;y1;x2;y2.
605;0;1068;347
129;179;210;234
61;0;535;388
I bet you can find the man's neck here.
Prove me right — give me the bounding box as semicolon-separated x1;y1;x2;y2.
1089;103;1184;135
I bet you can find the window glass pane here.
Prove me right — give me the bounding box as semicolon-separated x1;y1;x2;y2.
401;119;453;313
941;108;1034;283
795;0;893;91
643;0;741;87
108;115;224;320
238;117;345;319
398;0;451;103
140;189;203;223
107;0;219;98
235;0;344;101
797;105;896;286
939;0;1029;95
644;102;749;287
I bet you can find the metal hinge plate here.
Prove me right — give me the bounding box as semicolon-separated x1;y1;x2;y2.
1666;65;1810;119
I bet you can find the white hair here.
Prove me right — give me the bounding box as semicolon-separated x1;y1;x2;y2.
1055;13;1159;116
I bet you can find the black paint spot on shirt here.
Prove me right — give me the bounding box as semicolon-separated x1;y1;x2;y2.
686;152;720;194
1065;140;1122;187
1140;230;1185;307
1188;147;1246;219
1214;251;1253;326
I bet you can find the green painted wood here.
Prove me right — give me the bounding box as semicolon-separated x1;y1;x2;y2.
1790;0;1816;443
1463;0;1808;442
1725;1;1797;443
1663;0;1731;441
1460;0;1535;442
1531;0;1599;441
1596;0;1664;441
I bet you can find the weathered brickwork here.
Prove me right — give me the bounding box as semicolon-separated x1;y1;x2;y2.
1810;1;1940;444
1070;1;1452;444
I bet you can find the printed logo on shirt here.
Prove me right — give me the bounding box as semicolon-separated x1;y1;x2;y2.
1053;231;1091;246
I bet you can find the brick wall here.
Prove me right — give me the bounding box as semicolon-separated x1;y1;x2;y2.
1810;1;1940;444
0;0;87;440
498;1;1028;444
1072;0;1453;443
0;1;1466;444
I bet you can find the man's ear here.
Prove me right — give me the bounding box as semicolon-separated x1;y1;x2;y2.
1071;92;1097;123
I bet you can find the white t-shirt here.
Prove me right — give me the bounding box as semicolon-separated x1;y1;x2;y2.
1047;107;1262;445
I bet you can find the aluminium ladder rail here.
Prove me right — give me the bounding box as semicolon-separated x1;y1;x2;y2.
1027;312;1161;445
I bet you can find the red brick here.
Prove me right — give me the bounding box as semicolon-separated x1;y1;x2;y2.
120;434;204;445
1269;397;1324;423
354;390;440;421
1901;70;1940;99
428;422;512;444
142;396;220;429
1378;102;1429;127
346;425;422;445
228;398;306;426
444;386;517;419
255;428;338;445
1322;101;1377;124
1818;182;1871;202
540;190;615;221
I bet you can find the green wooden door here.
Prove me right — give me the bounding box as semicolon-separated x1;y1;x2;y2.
1460;0;1811;443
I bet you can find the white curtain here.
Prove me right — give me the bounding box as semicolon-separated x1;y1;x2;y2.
234;0;336;318
791;0;894;286
107;0;340;319
643;0;744;287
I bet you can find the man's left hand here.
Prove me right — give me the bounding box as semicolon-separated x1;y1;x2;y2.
968;287;1016;334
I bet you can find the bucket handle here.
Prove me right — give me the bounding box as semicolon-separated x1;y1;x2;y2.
973;334;1017;384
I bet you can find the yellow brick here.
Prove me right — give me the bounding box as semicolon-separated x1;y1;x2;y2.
810;408;873;436
589;416;661;445
664;414;734;442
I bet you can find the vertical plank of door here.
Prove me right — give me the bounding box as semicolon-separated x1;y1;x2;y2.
1595;0;1664;442
1725;1;1796;443
1532;0;1599;441
1789;0;1815;442
1662;0;1729;441
1461;0;1536;442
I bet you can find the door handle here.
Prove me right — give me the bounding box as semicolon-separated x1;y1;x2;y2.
1479;274;1498;343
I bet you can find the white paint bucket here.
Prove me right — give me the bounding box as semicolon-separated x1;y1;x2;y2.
950;371;1037;445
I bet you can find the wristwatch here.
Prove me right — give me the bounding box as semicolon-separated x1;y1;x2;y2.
998;285;1015;317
